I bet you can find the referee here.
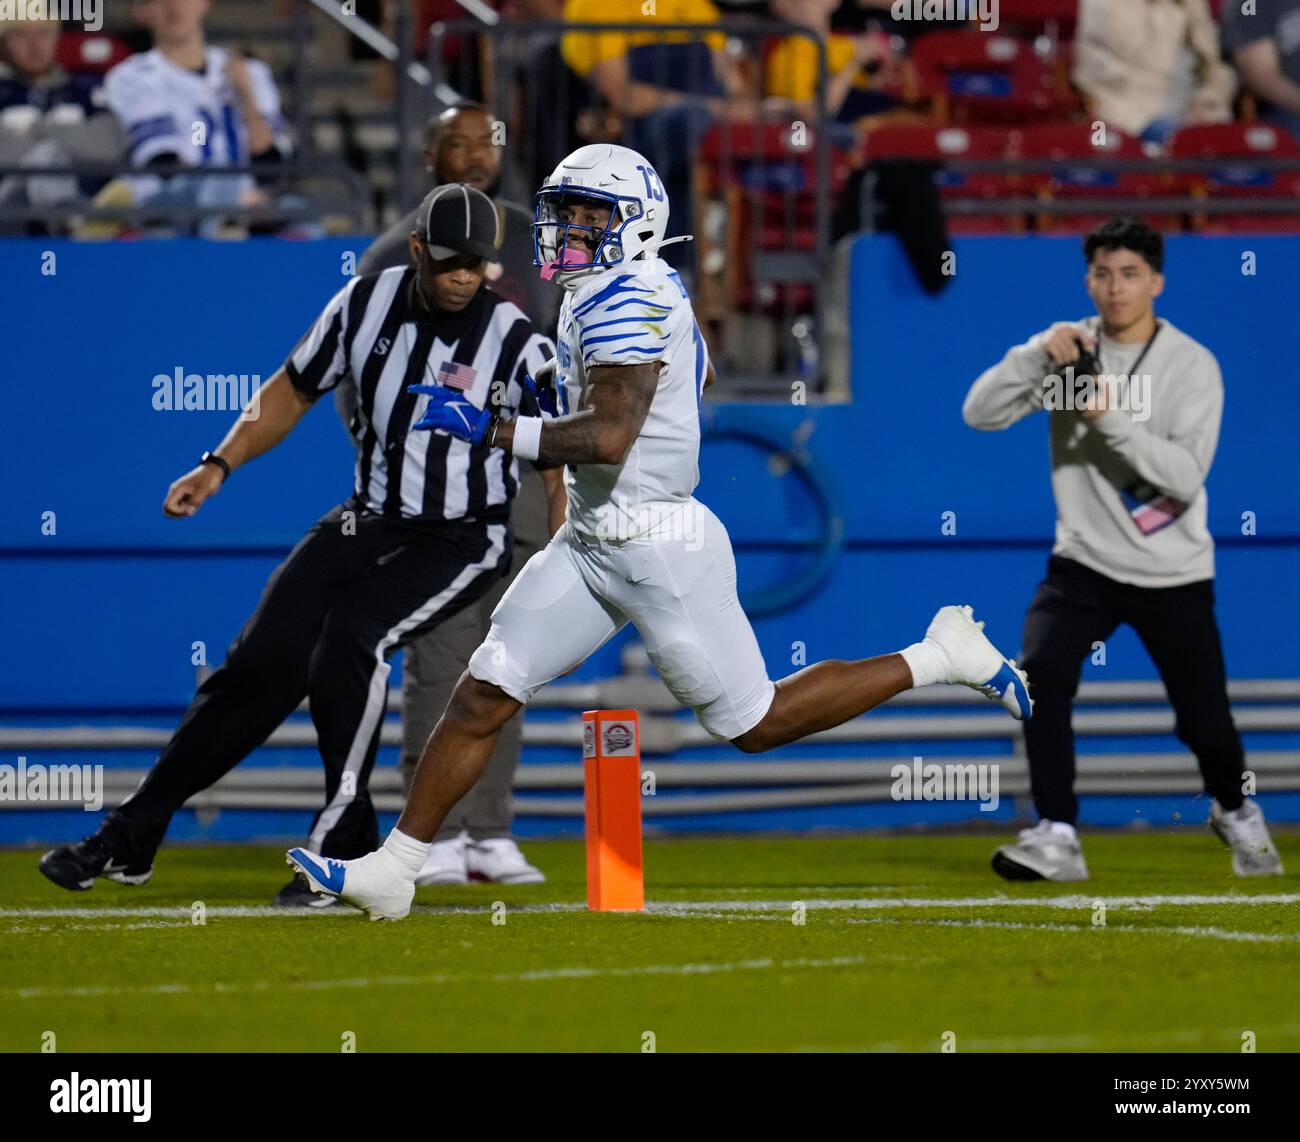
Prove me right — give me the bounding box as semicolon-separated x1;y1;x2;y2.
963;217;1282;883
335;105;562;886
39;183;559;904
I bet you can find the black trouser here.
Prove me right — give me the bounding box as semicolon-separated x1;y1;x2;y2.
1020;555;1245;825
106;502;510;860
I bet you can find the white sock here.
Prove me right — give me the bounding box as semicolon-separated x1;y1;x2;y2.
382;828;430;877
1044;820;1078;841
899;640;949;688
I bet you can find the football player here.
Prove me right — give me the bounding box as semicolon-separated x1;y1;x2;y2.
287;144;1033;919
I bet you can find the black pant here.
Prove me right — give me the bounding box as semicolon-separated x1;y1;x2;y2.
106;502;509;859
1020;555;1245;825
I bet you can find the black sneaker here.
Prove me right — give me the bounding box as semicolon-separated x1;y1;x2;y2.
272;877;339;909
39;833;154;891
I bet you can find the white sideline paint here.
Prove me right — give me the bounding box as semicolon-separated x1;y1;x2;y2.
1;892;1298;921
648;893;1300;913
6;895;1297;1000
8;955;873;1001
847;916;1300;944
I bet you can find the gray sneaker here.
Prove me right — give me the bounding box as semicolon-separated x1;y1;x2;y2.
1210;799;1284;877
992;820;1089;882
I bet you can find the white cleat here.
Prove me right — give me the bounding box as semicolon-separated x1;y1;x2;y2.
285;847;415;921
924;604;1033;719
466;837;546;885
414;832;470;887
1210;799;1284;877
992;820;1089;882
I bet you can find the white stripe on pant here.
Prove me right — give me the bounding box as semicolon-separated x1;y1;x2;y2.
308;523;508;849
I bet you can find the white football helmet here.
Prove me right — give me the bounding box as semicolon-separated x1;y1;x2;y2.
532;144;682;289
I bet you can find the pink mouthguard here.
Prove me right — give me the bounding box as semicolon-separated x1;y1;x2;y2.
540;249;591;281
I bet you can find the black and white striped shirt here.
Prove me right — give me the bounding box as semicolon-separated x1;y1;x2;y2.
285;266;554;522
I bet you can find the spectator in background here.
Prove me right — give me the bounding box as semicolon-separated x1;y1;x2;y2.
1073;0;1235;145
99;0;297;237
561;0;755;258
506;0;611;195
846;0;966;42
1221;0;1300;141
0;15;102;114
763;0;905;133
0;15;121;232
963;217;1283;883
332;101;560;890
355;103;560;330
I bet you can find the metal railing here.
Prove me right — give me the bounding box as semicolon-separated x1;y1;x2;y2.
6;677;1299;816
0;0;430;234
854;153;1300;231
425;18;833;396
0;160;367;231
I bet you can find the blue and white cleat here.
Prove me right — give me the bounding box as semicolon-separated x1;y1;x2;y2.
285;847;415;921
924;604;1033;720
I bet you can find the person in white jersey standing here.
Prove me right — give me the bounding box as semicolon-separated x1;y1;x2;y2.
102;0;291;233
287;143;1035;920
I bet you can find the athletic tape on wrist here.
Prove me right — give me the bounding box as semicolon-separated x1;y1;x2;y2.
511;415;543;461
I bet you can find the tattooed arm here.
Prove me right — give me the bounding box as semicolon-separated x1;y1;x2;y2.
496;362;659;466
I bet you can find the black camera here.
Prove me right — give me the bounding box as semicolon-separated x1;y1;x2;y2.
1070;344;1102;380
1043;338;1102;412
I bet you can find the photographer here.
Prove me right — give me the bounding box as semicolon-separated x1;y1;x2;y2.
962;217;1282;883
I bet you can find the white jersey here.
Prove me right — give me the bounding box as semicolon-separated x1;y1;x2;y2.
103;47;290;196
554;258;709;538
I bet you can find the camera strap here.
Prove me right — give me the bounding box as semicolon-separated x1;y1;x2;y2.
1092;317;1163;377
1089;318;1184;535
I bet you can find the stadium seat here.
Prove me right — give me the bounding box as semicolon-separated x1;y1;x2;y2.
860;124;1023;234
1017;123;1181;233
909;31;1076;125
55;31;132;75
1170;123;1300;233
996;0;1079;35
695;124;852;313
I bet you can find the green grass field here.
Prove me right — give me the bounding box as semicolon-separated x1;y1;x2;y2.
2;831;1297;1053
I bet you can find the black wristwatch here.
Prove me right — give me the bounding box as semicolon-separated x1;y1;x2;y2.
200;451;231;482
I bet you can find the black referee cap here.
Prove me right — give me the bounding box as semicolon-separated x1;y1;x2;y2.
417;183;501;262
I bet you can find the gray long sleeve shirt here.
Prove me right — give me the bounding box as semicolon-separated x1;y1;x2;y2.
963;317;1224;588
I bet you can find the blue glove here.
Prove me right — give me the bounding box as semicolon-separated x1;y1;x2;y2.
408;384;496;443
520;371;559;418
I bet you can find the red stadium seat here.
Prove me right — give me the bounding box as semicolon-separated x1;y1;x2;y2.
993;0;1076;28
55;31;132;75
1016;123;1181;232
1169;123;1300;233
995;0;1080;35
861;124;1023;234
414;0;499;63
909;31;1076;124
695;124;852;313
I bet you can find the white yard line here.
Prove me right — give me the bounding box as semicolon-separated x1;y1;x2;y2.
649;893;1300;913
7;954;873;1001
1;892;1297;921
4;895;1296;1000
846;915;1300;944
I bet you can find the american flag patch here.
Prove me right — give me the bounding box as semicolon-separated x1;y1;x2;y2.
435;361;477;391
1120;481;1186;535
